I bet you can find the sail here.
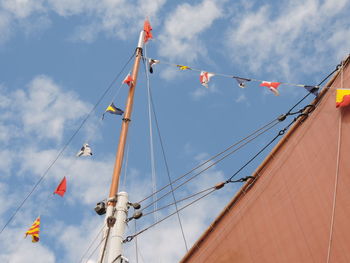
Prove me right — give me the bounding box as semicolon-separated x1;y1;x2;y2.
181;55;350;263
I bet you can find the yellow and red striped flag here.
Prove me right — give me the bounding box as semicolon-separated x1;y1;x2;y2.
336;89;350;108
25;216;40;243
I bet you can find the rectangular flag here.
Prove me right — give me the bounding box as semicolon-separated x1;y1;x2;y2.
336;89;350;108
25;216;40;243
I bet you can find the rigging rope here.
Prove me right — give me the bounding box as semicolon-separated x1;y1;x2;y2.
326;61;344;263
78;223;106;263
137;118;279;204
142;55;189;251
0;51;136;236
123;102;317;242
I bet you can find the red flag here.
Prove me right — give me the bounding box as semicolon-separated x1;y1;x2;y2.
336;89;350;108
123;74;133;87
260;81;281;96
144;19;153;43
54;177;67;197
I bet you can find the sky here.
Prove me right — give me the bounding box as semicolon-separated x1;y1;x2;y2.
0;0;349;262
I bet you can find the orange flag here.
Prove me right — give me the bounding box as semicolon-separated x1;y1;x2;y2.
336;89;350;108
54;177;67;197
123;74;133;87
25;216;40;243
144;19;153;43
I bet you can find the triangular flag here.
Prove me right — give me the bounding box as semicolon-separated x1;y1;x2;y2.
336;89;350;108
76;143;93;157
123;74;133;87
234;77;251;88
304;85;319;96
54;177;67;197
25;216;40;243
102;103;124;120
260;81;281;96
176;65;191;70
149;59;160;74
144;19;153;43
200;71;215;89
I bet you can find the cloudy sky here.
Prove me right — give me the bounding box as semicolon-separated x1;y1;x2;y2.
0;0;349;262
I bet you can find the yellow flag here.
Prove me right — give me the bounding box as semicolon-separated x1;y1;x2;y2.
25;216;40;243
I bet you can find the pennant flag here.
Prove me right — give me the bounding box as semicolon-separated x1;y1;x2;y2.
102;103;124;120
260;81;281;96
25;217;40;243
234;77;251;88
336;89;350;108
54;177;67;197
144;19;153;43
123;74;133;87
304;85;319;96
76;143;93;157
177;65;191;70
149;59;160;74
200;71;215;89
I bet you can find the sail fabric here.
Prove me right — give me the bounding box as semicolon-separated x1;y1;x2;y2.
260;81;281;96
123;74;133;87
144;19;153;43
76;143;93;157
54;177;67;197
200;71;215;89
25;217;40;243
336;89;350;108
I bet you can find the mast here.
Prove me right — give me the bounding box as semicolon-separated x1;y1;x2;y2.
101;30;145;263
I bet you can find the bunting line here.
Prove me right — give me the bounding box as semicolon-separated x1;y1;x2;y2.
143;56;320;94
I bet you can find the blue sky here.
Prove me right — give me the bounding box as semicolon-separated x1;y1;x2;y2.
0;0;349;262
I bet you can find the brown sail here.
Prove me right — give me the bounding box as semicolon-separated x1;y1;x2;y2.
181;55;350;263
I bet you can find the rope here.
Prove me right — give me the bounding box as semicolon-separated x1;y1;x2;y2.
140;120;280;212
137;118;279;204
0;51;136;236
326;62;344;263
143;56;189;251
144;50;159;223
78;223;106;263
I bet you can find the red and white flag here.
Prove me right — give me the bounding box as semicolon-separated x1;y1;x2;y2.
123;74;133;87
260;81;281;96
200;71;215;89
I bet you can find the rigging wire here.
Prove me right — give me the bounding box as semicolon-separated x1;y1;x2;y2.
0;51;136;236
143;50;159;223
140;120;280;212
78;223;106;263
142;55;189;250
123;109;307;242
137;118;279;204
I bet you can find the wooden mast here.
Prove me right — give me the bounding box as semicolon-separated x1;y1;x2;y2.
108;32;144;202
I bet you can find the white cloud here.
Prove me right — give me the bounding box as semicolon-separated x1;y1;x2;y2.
1;0;45;19
225;0;350;78
12;75;90;142
158;0;225;62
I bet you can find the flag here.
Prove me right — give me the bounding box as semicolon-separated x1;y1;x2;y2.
234;77;251;88
144;19;153;43
177;65;191;70
336;89;350;108
304;85;319;96
260;81;281;96
54;177;67;197
149;59;160;74
200;71;215;89
123;74;133;87
102;103;124;119
25;217;40;243
76;143;93;157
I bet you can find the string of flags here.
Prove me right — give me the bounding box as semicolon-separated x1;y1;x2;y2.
24;143;93;243
145;57;320;97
